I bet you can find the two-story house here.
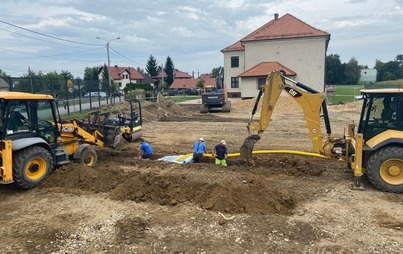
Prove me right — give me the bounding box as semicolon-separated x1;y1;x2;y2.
221;13;330;98
98;65;145;91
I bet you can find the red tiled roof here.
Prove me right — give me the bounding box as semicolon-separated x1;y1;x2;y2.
221;13;330;52
174;69;192;79
201;77;216;88
170;76;217;89
155;69;192;79
239;62;296;77
170;79;198;89
109;66;144;80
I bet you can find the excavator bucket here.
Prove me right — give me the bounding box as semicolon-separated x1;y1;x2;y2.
239;135;261;165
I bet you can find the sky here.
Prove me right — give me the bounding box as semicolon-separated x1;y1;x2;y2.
0;0;402;78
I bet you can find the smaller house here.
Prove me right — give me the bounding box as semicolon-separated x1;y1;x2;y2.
99;65;144;91
359;69;377;84
170;74;217;92
238;62;296;97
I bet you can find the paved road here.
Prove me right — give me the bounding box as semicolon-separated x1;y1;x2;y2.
58;96;125;115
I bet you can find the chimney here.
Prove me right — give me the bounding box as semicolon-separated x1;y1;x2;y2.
274;13;279;20
114;65;118;68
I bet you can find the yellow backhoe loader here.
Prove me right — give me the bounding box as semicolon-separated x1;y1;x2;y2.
0;92;142;189
241;71;403;193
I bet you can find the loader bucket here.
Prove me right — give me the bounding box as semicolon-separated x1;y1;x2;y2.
104;127;129;150
112;134;129;150
239;135;261;164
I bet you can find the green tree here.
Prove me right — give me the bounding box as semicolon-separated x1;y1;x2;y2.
196;78;205;90
137;67;145;76
146;55;159;77
43;71;63;95
60;70;73;81
0;69;8;77
325;54;344;84
83;66;101;93
164;56;175;87
211;66;223;78
344;57;361;84
375;56;403;81
101;66;110;93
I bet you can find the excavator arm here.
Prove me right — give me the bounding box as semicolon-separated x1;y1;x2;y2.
241;71;334;161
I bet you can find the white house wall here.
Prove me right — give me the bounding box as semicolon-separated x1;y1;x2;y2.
223;51;245;95
240;77;262;98
224;37;327;97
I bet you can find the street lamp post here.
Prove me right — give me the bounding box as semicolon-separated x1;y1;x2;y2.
96;36;120;103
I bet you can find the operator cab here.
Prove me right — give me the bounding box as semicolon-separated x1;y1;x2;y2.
0;92;59;146
359;89;403;140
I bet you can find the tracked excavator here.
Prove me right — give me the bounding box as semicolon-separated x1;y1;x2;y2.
200;68;231;113
240;70;403;193
0;92;142;189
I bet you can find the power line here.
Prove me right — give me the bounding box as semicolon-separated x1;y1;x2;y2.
0;27;92;49
0;20;103;46
109;46;144;67
0;46;104;60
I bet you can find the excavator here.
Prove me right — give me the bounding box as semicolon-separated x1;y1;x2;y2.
240;70;403;193
0;92;142;189
200;68;231;113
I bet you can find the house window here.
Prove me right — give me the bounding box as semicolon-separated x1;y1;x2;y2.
231;56;239;68
231;77;239;88
257;78;266;89
118;82;122;87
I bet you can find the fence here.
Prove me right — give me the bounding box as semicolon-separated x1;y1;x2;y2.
0;76;159;115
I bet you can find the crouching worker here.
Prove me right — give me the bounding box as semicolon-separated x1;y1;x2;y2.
138;138;153;159
193;137;206;163
212;140;228;166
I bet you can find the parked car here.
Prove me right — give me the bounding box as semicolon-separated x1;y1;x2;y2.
84;92;108;98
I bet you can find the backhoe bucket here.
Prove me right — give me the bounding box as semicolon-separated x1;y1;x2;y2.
239;135;261;164
104;127;129;150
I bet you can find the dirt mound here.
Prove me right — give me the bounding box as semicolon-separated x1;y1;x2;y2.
39;149;333;216
232;96;362;113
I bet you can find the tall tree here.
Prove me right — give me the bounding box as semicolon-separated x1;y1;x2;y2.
164;56;175;87
344;57;361;84
83;66;101;92
146;55;159;77
0;69;8;77
211;66;223;78
60;70;74;81
375;55;403;81
137;67;145;76
325;54;344;84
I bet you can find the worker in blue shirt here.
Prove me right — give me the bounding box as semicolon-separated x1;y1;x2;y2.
138;138;153;159
193;137;207;163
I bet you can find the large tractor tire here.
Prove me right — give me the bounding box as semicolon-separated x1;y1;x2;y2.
200;104;209;113
222;102;231;113
79;147;98;167
366;146;403;193
13;146;54;189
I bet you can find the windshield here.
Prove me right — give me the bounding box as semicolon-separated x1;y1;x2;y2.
360;94;402;140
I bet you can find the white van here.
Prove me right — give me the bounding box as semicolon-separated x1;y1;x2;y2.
84;92;108;98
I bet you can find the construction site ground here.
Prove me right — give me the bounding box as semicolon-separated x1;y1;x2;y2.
0;97;402;254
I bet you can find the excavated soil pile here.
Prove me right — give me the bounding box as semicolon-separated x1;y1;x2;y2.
231;95;363;113
40;147;332;216
101;99;196;122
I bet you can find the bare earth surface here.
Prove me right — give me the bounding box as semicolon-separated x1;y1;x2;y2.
0;97;402;254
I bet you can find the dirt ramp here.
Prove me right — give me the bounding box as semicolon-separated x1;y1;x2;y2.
109;170;296;215
39;165;126;193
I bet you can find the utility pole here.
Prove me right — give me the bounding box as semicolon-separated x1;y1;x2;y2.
96;36;120;104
